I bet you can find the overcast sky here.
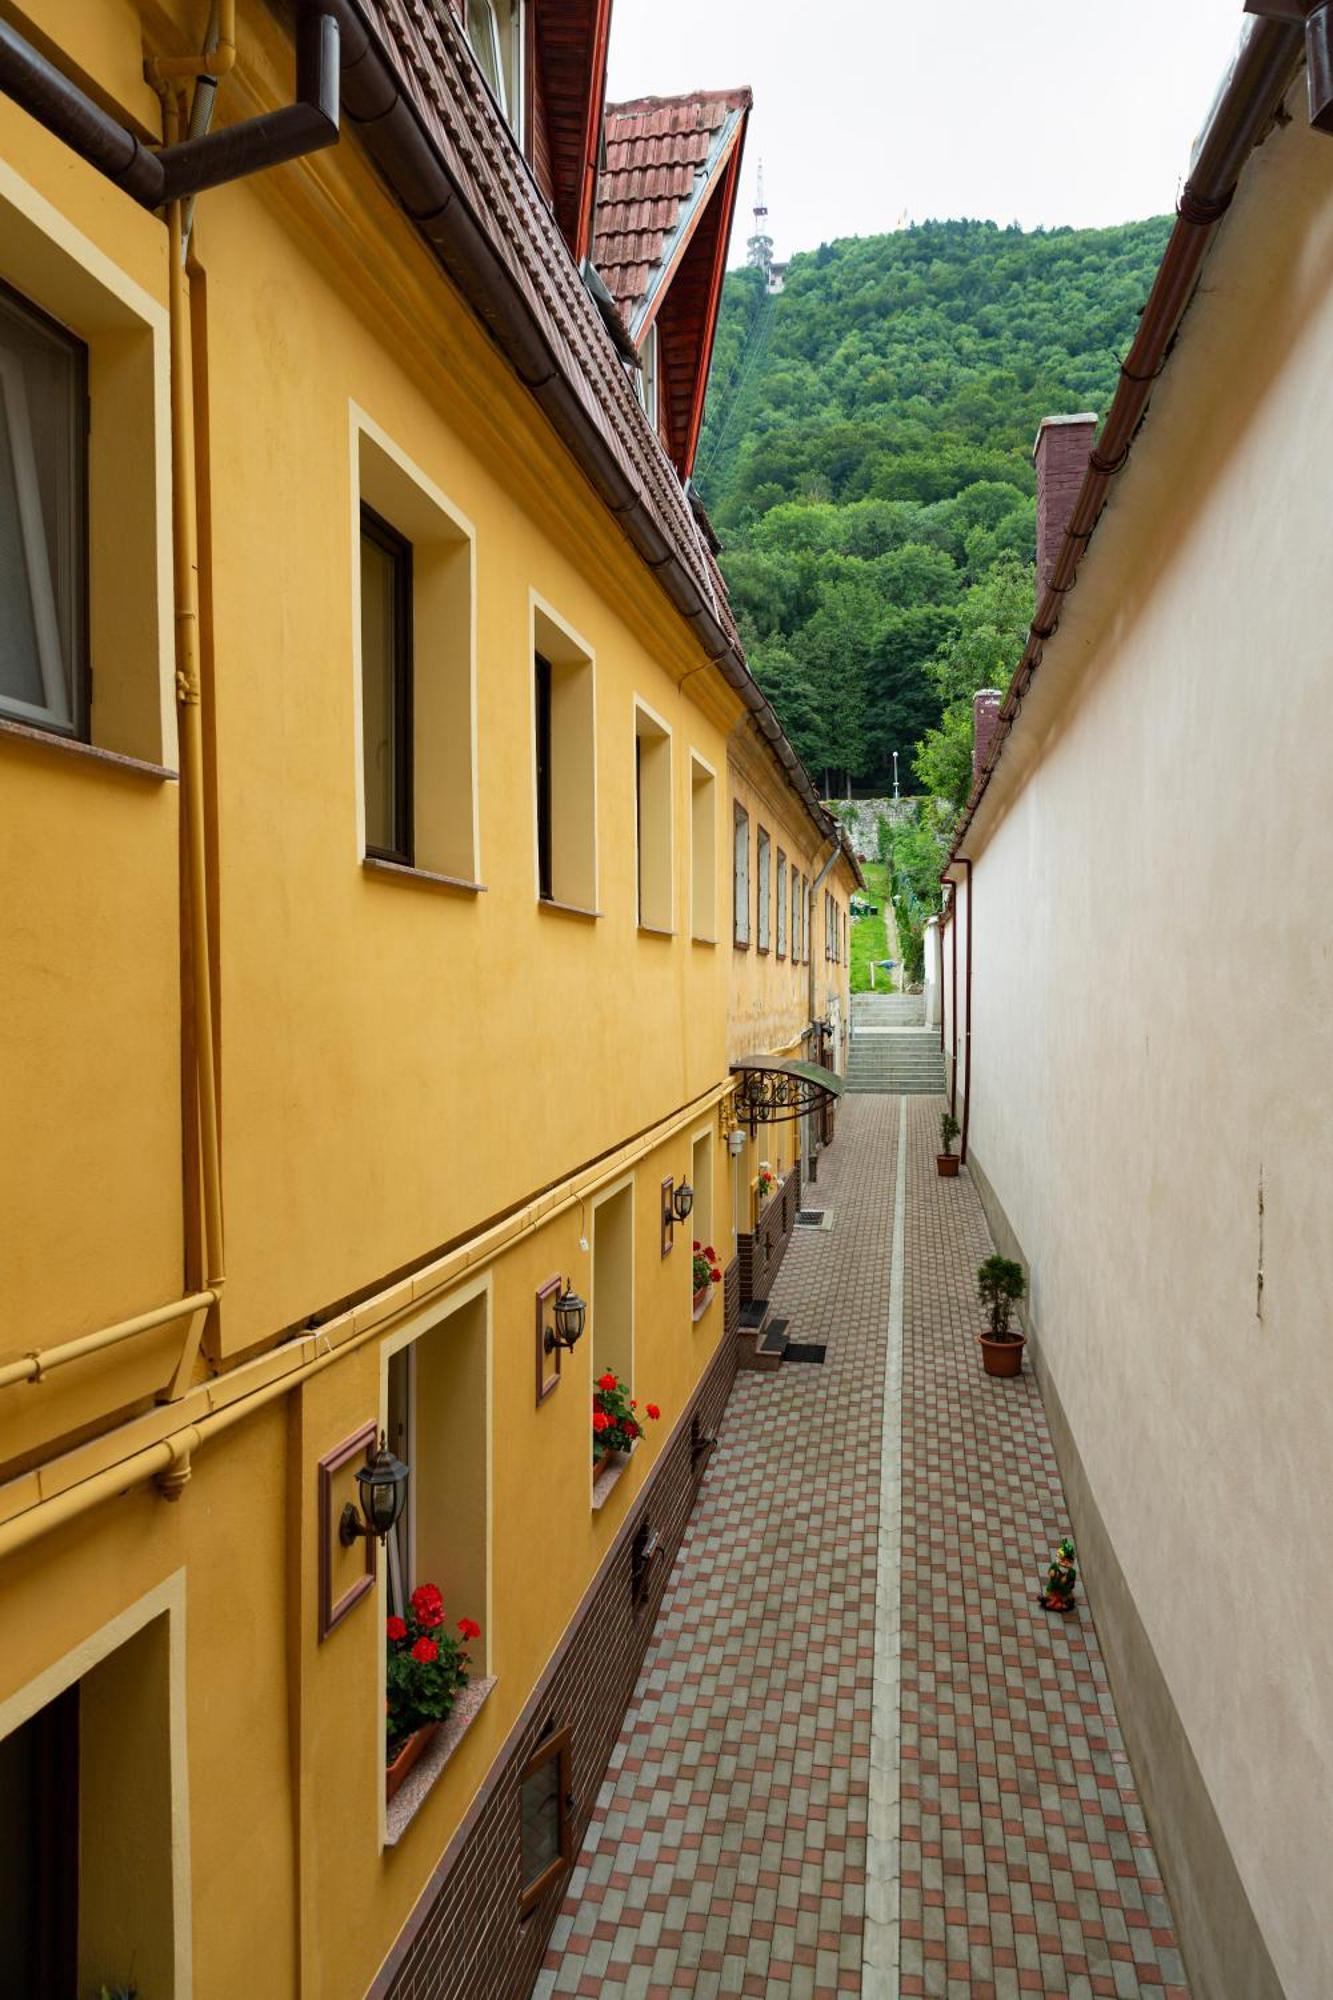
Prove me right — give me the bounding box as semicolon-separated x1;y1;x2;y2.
606;0;1249;260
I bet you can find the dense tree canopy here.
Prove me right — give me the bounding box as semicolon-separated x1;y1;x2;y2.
696;217;1170;799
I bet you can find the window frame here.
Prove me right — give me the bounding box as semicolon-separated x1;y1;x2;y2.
359;501;414;867
534;649;553;902
518;1725;574;1918
733;803;750;948
466;0;524;132
0;278;90;743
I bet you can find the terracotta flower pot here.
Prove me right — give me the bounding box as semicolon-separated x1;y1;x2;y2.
936;1154;959;1178
594;1444;634;1484
386;1720;442;1801
692;1285;709;1313
979;1333;1025;1378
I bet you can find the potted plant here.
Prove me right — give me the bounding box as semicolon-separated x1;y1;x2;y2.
385;1582;480;1799
937;1110;960;1178
592;1371;659;1480
977;1256;1027;1377
752;1160;777;1221
692;1240;722;1311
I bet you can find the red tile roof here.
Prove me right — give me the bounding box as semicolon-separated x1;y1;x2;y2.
595;89;751;324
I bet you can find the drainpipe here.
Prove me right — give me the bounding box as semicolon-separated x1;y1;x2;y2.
802;836;841;1180
959;859;973;1166
949;881;958;1119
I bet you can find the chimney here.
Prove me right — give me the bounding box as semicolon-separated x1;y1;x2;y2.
1033;413;1097;600
972;689;1002;783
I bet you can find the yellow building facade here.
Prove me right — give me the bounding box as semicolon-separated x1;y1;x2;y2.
0;4;855;1996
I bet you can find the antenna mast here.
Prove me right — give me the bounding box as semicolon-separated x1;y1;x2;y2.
746;161;780;290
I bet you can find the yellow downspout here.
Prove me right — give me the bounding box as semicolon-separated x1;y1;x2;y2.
161;86;226;1302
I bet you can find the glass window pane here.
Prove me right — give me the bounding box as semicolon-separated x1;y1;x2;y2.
0;288;83;735
468;0;506;112
361;528;398;853
520;1755;560;1888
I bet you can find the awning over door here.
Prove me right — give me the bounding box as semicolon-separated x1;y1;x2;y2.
730;1058;844;1128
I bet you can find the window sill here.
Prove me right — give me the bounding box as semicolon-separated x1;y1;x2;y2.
733;938;750;952
383;1674;497;1848
538;896;602;921
691;935;717;948
692;1288;716;1324
363;856;486;896
0;714;177;782
756;945;770;956
591;1442;637;1511
636;924;675;939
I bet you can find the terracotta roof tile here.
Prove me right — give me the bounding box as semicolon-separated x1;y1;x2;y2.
594;89;751;323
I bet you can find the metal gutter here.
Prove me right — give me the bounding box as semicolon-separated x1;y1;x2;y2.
0;4;339;205
946;16;1304;864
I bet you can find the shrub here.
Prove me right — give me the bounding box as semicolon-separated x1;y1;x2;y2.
939;1110;960;1155
977;1255;1025;1340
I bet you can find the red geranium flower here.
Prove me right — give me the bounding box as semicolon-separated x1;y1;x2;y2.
597;1371;618;1393
593;1410;610;1433
410;1636;439;1664
411;1582;444;1628
710;1267;721;1283
385;1615;408;1642
645;1403;661;1421
457;1617;481;1641
703;1246;717;1261
692;1240;701;1252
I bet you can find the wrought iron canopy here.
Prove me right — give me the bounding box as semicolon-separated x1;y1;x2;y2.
731;1058;844;1129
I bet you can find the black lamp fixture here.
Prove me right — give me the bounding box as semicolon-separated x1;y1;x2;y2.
546;1281;587;1354
340;1432;410;1547
672;1179;694;1224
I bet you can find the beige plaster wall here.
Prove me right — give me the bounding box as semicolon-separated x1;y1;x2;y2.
955;102;1333;1999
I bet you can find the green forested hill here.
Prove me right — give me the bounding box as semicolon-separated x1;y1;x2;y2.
695;217;1170;798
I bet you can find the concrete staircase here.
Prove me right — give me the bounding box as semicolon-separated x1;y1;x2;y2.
847;993;946;1095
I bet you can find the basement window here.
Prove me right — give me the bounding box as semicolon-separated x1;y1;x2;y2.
519;1725;572;1917
0;283;87;741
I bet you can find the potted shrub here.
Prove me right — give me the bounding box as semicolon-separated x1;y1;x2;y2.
592;1371;659;1481
937;1110;960;1178
692;1240;722;1311
385;1583;480;1799
752;1159;777;1223
977;1256;1027;1377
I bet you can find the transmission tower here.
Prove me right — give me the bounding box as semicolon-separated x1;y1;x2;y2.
746;161;776;289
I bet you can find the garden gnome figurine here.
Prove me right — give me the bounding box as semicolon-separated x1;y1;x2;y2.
1038;1538;1078;1614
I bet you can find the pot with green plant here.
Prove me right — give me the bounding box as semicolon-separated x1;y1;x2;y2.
937;1110;960;1177
592;1371;660;1481
977;1255;1026;1377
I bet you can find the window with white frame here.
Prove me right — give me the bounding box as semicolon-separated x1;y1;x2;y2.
791;867;801;968
776;850;788;957
756;828;771;951
733;804;750;946
636;322;659;429
0;284;87;740
465;0;524;134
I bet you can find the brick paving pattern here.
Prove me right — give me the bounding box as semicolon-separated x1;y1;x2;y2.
898;1095;1186;2000
534;1096;899;1999
534;1093;1189;1999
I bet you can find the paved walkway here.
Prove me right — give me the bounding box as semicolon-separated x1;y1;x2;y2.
534;1098;1187;1999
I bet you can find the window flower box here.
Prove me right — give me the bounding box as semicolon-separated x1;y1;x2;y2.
692;1242;722;1318
385;1583;482;1798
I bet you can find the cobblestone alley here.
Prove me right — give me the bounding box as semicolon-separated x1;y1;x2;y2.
534;1095;1188;1999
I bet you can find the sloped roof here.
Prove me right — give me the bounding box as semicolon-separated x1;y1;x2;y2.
595;89;751;330
532;0;612;263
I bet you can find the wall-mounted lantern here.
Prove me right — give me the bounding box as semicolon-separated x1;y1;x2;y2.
339;1432;410;1547
672;1180;694;1224
546;1281;587;1354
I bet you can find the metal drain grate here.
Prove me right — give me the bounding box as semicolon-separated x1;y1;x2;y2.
795;1209;833;1230
784;1341;827;1364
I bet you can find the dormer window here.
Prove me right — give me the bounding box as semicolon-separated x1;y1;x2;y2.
466;0;524;136
636;322;658;429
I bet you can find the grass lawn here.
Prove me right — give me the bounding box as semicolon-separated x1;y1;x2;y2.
850;862;896;993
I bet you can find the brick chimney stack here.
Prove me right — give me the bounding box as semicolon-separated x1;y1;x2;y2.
972;689;1002;783
1033;413;1097;600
